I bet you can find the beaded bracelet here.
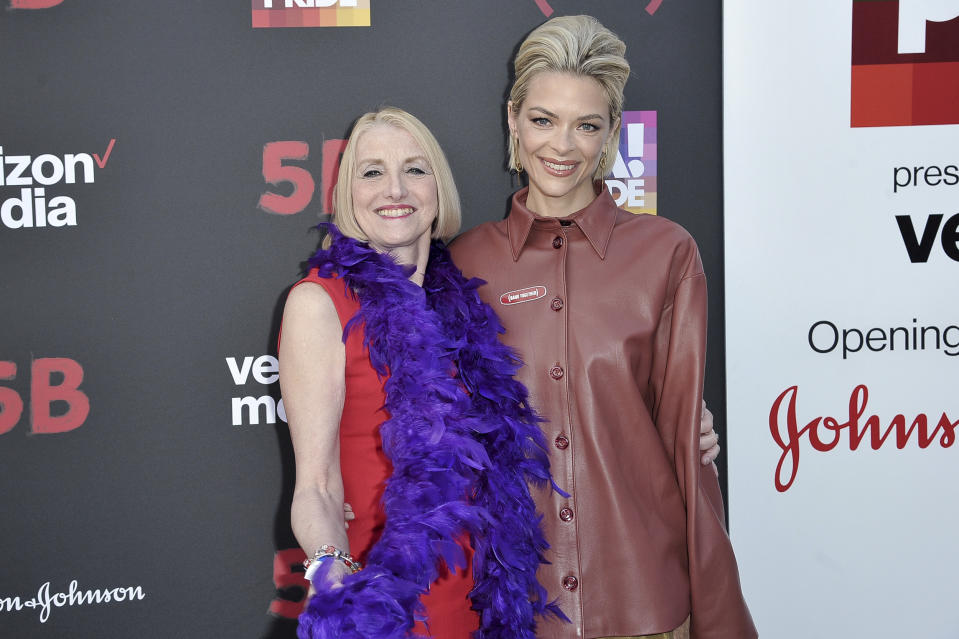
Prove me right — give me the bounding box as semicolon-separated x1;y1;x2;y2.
303;544;362;581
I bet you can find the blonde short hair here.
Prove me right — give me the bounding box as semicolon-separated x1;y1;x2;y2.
326;107;461;247
508;15;630;179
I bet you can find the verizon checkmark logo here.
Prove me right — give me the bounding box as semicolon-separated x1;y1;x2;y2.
93;139;116;169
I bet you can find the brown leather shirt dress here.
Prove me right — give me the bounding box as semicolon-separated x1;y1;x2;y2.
450;188;756;639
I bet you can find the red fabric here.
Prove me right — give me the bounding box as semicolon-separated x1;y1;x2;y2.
292;269;478;638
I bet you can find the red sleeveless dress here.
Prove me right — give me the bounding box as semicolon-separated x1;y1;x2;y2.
290;270;479;638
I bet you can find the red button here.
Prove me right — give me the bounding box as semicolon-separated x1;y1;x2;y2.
550;297;564;311
559;507;574;522
562;575;579;591
549;365;564;380
552;236;563;249
554;434;569;449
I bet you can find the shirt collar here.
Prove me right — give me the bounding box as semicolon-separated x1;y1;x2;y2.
506;185;619;261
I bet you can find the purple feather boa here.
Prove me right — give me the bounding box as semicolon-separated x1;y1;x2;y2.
296;225;564;639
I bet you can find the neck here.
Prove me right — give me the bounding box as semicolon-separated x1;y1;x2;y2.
524;181;599;218
383;234;431;286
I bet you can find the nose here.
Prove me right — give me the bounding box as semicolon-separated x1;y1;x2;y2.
549;125;575;155
386;170;408;200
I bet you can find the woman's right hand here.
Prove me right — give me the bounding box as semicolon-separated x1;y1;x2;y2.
308;558;353;596
280;281;353;599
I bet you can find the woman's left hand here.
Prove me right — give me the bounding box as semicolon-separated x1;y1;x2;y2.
700;399;720;476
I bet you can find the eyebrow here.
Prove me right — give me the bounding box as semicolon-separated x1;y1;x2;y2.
528;106;606;122
356;155;430;165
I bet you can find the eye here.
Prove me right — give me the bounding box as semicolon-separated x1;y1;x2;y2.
406;166;428;176
579;122;601;132
360;168;382;178
531;117;551;127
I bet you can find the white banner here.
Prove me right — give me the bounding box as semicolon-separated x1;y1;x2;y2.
724;1;959;637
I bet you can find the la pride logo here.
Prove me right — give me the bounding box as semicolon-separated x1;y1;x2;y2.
851;0;959;127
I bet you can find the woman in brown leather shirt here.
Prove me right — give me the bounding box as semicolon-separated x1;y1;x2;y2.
450;15;757;639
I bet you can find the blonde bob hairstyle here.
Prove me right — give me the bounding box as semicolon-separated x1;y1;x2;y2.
325;107;462;248
507;15;630;180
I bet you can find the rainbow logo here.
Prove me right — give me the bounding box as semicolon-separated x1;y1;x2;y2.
605;110;657;215
252;0;370;29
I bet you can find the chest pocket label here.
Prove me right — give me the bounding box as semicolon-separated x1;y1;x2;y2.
499;286;547;305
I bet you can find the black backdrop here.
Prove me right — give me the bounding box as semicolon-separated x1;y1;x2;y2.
0;1;725;636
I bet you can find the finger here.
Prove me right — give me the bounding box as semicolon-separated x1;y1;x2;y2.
701;442;720;465
700;404;714;434
699;430;719;452
711;461;719;478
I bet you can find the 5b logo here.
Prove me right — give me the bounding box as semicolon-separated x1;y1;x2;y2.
257;140;346;216
0;358;90;434
7;0;65;8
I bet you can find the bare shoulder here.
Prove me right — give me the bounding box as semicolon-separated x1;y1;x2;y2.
285;279;335;314
280;280;344;355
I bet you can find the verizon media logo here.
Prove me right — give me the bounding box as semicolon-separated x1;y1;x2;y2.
1;140;115;230
0;580;146;624
228;355;287;426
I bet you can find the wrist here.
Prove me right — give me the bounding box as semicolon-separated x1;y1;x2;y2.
303;544;362;582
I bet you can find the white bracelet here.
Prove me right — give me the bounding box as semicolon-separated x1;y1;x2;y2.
303;555;331;582
302;544;362;582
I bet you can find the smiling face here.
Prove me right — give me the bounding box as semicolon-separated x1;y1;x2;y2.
508;71;614;218
350;124;439;258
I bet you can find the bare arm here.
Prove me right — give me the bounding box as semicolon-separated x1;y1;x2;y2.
278;282;352;586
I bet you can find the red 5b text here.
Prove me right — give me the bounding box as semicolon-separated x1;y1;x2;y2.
0;358;90;434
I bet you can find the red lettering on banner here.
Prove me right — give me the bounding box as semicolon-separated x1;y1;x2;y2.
770;384;958;492
531;0;553;17
0;362;25;435
93;139;116;169
8;0;65;8
530;1;665;20
321;139;347;215
269;548;308;619
31;358;90;434
258;141;315;215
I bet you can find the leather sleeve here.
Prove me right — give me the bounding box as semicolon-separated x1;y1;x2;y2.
651;244;758;639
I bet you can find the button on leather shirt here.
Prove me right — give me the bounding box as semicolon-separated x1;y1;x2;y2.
451;188;756;639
